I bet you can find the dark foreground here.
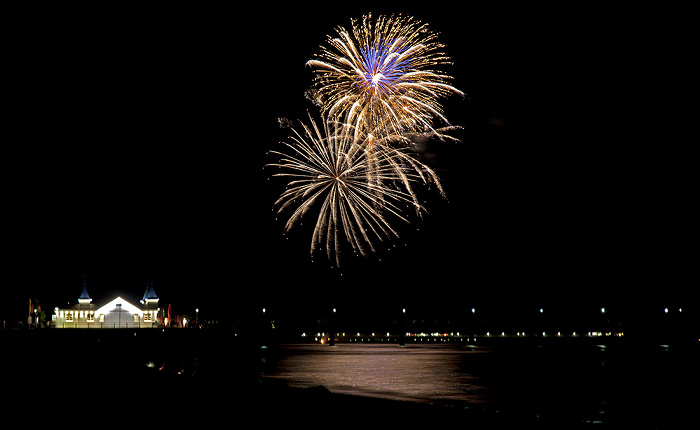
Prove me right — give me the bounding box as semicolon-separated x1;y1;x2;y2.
2;329;696;428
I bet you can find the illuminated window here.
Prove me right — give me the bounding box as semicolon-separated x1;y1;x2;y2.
87;312;94;323
65;312;73;322
99;314;104;323
143;312;153;323
133;314;139;323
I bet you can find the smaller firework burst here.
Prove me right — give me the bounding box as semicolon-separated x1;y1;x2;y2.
268;113;431;266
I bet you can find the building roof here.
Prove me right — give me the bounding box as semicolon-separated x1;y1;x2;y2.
62;295;152;314
79;286;91;300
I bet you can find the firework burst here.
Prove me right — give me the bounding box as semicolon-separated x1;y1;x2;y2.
268;14;462;265
269;114;437;266
306;14;463;139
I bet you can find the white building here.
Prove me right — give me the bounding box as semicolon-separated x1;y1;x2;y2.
54;283;160;329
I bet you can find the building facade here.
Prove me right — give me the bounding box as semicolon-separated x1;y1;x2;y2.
54;283;161;329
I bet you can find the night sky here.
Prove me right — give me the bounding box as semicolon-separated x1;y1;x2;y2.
4;4;692;323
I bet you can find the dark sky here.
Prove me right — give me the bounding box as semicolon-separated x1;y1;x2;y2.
4;4;692;322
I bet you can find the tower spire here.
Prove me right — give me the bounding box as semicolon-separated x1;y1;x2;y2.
141;277;159;308
79;274;92;304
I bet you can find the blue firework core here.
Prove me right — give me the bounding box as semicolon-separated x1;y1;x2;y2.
357;40;410;98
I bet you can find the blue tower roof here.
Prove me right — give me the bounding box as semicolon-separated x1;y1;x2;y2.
142;283;158;301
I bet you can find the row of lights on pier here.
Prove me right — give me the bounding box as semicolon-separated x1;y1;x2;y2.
262;307;682;315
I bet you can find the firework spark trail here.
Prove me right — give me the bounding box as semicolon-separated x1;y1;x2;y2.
306;14;463;139
269;114;432;266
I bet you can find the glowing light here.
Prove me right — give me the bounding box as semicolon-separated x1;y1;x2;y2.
93;297;143;316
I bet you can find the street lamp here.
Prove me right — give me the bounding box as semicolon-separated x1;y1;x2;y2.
196;308;199;324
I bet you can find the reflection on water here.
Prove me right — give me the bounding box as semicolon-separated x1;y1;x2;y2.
257;340;696;426
262;344;490;404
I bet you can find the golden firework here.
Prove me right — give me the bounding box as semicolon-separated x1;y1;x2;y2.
269;114;439;266
306;14;463;139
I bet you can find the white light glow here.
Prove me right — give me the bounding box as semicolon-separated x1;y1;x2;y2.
93;297;143;316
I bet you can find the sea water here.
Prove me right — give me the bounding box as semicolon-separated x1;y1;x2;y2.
258;342;696;425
